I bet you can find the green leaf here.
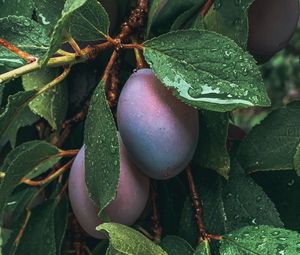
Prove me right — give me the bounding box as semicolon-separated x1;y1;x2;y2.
69;0;109;41
33;0;65;32
84;79;119;217
0;227;2;255
294;143;300;176
193;111;230;178
0;90;39;147
0;16;49;68
220;225;300;254
0;141;61;212
179;161;283;244
146;0;168;38
15;197;67;255
39;0;88;65
22;68;68;130
161;235;195;255
0;0;34;19
194;240;211;255
205;0;255;48
143;30;270;112
237;101;300;174
97;223;167;255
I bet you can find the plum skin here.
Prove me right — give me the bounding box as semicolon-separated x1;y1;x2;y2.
117;68;199;180
248;0;299;59
68;137;150;239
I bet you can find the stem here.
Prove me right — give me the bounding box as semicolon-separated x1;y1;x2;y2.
21;158;75;187
200;0;214;17
15;209;32;245
102;50;119;83
131;37;147;69
122;43;144;51
59;149;79;157
67;36;83;56
0;38;36;63
151;182;162;243
186;166;206;244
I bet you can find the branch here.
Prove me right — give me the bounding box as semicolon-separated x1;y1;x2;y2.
0;38;36;63
21;158;75;187
200;0;214;17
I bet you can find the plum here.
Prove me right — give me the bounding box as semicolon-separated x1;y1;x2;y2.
248;0;299;60
68;136;150;239
117;68;199;180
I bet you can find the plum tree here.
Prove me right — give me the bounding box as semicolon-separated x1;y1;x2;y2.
68;136;150;239
117;69;199;180
248;0;299;60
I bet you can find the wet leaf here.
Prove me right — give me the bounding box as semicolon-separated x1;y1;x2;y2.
97;223;167;255
0;0;34;19
294;143;300;176
220;225;300;255
237;101;300;174
0;16;49;69
0;141;61;212
84;79;119;217
144;30;270;112
22;68;68;130
194;240;211;255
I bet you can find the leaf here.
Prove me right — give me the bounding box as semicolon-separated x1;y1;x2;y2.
193;111;230;178
0;227;2;255
293;143;300;176
205;0;255;48
0;16;49;68
237;101;300;174
179;161;283;244
39;0;88;65
0;0;34;18
146;0;168;38
40;0;109;65
194;240;211;255
15;197;67;255
97;223;167;255
0;90;39;147
22;68;68;130
0;141;61;212
84;79;119;217
33;0;65;32
143;30;270;112
220;225;300;255
161;235;195;255
69;0;109;41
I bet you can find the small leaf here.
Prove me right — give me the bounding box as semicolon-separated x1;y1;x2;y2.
194;240;211;255
22;68;68;130
193;111;230;178
70;0;109;41
237;101;300;174
0;90;39;147
144;30;270;112
0;0;34;19
161;235;195;255
0;141;61;212
220;225;300;255
0;16;49;68
84;79;119;217
294;143;300;176
97;223;167;255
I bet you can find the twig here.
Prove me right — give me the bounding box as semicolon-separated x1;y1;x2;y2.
21;158;75;187
151;182;162;243
0;38;36;63
103;50;119;83
186;166;206;244
15;209;32;245
67;36;83;56
59;149;79;157
200;0;214;17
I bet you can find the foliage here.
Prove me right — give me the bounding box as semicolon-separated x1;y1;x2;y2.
0;0;300;254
